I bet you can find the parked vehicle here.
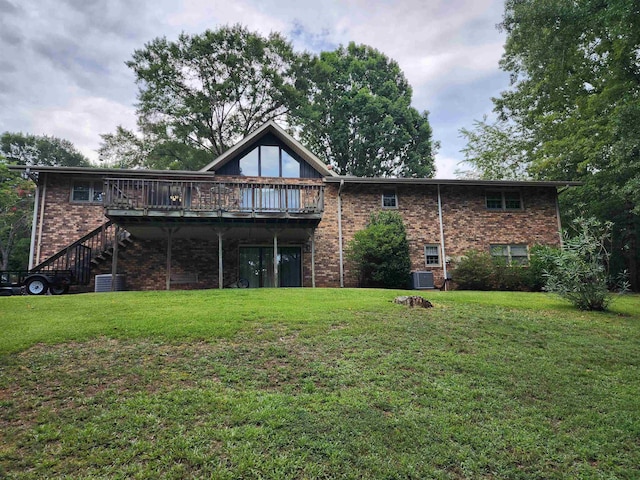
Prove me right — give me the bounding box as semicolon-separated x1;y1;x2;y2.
0;269;76;296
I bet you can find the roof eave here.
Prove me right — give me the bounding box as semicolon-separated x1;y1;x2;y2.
7;165;217;179
323;176;582;188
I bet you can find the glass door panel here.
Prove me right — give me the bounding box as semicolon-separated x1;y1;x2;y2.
279;247;301;287
239;246;301;287
239;247;261;288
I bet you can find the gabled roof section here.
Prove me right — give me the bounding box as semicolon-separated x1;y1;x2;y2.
200;120;338;177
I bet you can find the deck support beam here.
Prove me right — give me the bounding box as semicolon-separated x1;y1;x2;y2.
164;227;180;291
273;231;279;288
218;230;224;289
166;229;172;291
111;225;120;292
308;229;316;288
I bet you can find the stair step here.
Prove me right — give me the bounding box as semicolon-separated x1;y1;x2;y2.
34;224;134;276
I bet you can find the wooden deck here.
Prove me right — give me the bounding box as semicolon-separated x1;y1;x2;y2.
104;178;324;222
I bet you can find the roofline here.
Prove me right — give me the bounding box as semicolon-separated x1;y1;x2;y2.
8;165;217;179
323;176;582;188
8;165;582;188
199;120;338;177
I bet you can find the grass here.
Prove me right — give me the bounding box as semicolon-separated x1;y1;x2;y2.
1;289;639;479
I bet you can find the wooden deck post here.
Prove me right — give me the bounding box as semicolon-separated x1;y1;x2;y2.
166;229;173;291
218;230;223;289
310;229;316;288
273;232;278;288
111;225;119;292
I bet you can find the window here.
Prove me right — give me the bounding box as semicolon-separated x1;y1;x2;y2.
240;187;301;212
490;244;529;265
238;145;300;178
72;181;103;203
382;191;398;208
486;191;522;210
424;244;440;266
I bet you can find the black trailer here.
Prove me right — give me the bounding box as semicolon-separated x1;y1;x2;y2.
1;243;93;296
0;269;76;296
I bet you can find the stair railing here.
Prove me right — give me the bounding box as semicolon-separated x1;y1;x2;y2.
31;220;129;283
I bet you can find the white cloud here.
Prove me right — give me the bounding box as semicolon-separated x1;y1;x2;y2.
30;96;137;162
435;154;462;179
0;0;509;168
168;0;289;36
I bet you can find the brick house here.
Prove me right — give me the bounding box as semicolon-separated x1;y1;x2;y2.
13;121;573;293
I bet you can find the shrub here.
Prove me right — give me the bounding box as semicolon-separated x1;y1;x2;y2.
346;211;411;289
492;258;530;291
453;246;558;292
523;244;561;291
542;217;624;311
451;250;496;290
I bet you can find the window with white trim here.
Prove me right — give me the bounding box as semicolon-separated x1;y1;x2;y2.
71;181;103;203
490;244;529;265
486;191;522;210
382;191;397;208
424;244;440;266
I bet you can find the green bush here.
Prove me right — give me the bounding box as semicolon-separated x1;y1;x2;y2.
346;211;411;289
451;250;497;290
523;244;560;291
452;246;558;292
541;217;626;311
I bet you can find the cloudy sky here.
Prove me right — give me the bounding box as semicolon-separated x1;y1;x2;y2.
0;0;510;178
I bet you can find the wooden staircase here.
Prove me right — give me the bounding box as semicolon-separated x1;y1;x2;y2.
32;221;133;285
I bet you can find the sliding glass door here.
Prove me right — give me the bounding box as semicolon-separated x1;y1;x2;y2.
238;246;302;287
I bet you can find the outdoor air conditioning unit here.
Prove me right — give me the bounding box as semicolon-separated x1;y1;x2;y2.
95;274;126;292
411;271;434;290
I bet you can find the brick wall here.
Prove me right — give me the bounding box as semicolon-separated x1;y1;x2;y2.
314;183;561;288
36;173;561;292
440;185;560;258
35;174;108;264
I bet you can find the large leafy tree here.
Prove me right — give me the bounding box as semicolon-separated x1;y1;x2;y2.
102;25;303;170
460;0;640;290
0;134;89;269
296;43;437;177
0;159;34;270
1;132;90;167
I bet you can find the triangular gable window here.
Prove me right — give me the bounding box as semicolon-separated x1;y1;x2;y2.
238;144;301;178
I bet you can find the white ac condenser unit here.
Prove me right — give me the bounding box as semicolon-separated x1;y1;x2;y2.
411;271;434;289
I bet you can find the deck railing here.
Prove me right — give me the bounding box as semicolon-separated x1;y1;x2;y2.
104;178;324;215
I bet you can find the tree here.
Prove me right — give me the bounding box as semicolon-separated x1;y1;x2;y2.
0;160;34;270
458;117;531;180
460;0;640;290
0;135;89;269
346;211;411;288
99;126;209;170
104;25;303;170
296;43;437;177
1;132;90;167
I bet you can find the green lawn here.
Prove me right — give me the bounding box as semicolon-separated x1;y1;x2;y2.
1;289;639;479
